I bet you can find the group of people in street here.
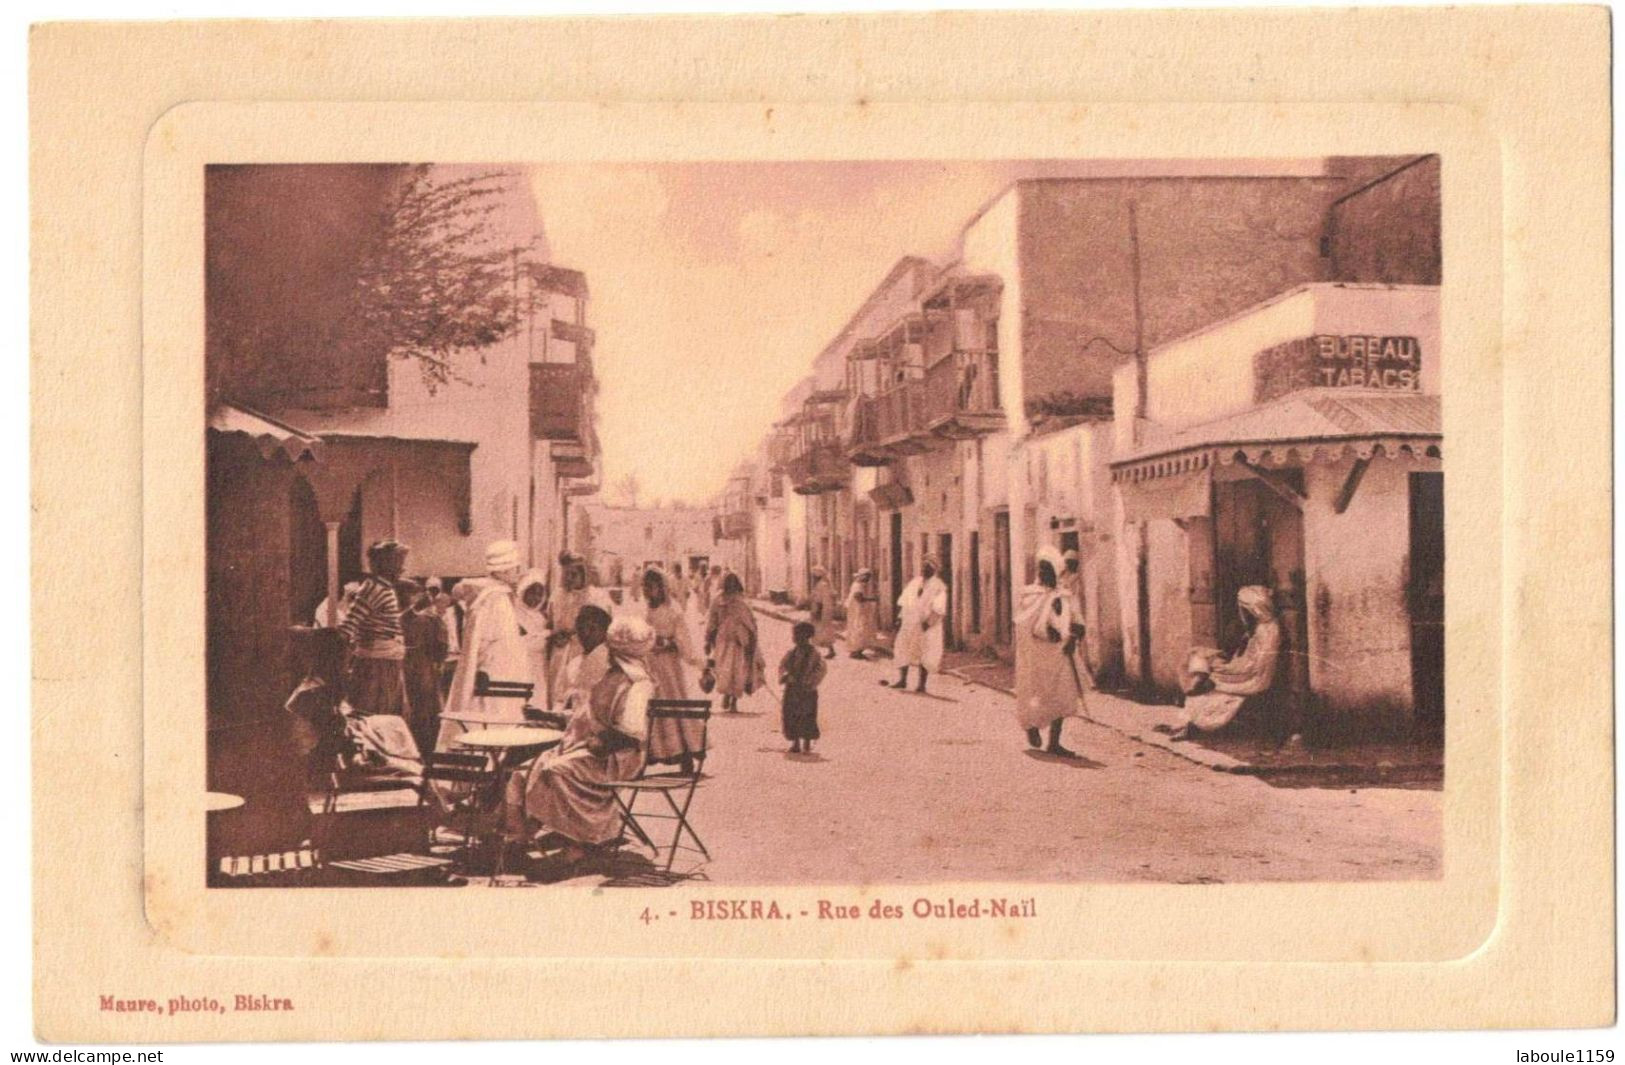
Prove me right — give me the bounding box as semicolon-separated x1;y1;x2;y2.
284;529;1286;875
284;536;781;872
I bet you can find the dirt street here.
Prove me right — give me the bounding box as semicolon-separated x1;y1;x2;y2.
677;606;1441;885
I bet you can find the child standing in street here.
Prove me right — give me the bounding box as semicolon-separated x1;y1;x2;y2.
778;621;828;754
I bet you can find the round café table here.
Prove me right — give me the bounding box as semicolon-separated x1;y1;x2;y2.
452;727;565;754
205;791;244;813
449;728;565;878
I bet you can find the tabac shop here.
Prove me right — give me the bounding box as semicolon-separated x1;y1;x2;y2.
1111;283;1443;738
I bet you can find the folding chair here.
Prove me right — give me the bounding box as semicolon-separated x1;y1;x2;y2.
418;749;502;870
315;728;422;850
614;698;713;873
473;674;535;708
426;676;537;874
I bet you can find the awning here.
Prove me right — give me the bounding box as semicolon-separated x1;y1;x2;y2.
208;403;324;463
1112;389;1441;485
1119;468;1211;523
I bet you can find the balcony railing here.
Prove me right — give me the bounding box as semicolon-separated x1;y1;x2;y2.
550;318;596;352
768;431;799;471
551;440;593;479
847;378;932;464
785;441;850;495
923;349;1005;439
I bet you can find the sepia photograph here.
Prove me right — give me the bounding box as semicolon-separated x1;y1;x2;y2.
203;156;1444;890
29;7;1611;1046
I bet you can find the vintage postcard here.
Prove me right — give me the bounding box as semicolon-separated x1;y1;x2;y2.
31;9;1612;1042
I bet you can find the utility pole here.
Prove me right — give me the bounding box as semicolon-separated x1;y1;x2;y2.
1128;200;1147;446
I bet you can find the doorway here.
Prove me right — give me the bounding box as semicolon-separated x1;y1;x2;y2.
937;532;954;649
888;511;904;630
1213;473;1308;695
289;475;325;623
993;510;1012;645
969;530;982;636
1408;472;1445;728
338;485;365;590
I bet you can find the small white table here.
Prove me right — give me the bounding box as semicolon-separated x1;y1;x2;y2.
205;791;245;813
448;728;566;879
452;727;565;751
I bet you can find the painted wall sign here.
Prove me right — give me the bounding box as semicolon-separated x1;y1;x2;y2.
1254;334;1422;402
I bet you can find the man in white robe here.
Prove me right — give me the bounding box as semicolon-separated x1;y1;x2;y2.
890;553;948;694
1014;545;1083;757
435;540;532;752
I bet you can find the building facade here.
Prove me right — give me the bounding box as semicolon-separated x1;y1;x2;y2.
578;502;720;587
205;165;602;724
737;156;1441;716
1111;282;1442;732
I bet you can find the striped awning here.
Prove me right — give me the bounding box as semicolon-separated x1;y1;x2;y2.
208;403;324;463
1112;389;1441;484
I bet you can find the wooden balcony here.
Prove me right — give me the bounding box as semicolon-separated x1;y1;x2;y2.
550;318;596;353
530;362;587;441
551;440;593;479
923;349;1005;439
785;441;850;495
847;378;935;463
846;397;888;466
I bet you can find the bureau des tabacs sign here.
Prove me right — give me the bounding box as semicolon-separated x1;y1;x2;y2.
1253;335;1422;403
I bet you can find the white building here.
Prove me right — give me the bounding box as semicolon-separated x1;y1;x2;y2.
1111;282;1443;733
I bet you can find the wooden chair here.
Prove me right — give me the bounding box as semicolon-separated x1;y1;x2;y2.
613;698;713;873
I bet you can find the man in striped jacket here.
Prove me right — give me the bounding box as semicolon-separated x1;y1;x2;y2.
340;539;410;720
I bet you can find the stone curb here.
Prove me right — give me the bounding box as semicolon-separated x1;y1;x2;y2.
944;667;1442;779
942;666;1250;774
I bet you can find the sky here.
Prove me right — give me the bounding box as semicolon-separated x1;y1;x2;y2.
525;159;1324;506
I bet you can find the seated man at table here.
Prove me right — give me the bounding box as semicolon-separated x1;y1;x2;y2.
500;614;653;870
557;605;612;713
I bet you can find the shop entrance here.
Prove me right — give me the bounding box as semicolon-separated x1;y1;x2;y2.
937;532;954;649
1408;472;1445;728
1214;473;1308;697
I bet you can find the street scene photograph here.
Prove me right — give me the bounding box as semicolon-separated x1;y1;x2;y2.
204;156;1444;889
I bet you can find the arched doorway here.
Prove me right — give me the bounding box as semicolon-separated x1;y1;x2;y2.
289;474;325;624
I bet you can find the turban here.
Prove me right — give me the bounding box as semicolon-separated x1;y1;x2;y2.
921;554;941;570
606;616;656;661
367;538;408;563
485;540;522;574
1236;585;1276;620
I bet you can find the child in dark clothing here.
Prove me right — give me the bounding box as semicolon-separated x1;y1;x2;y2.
778;620;828;754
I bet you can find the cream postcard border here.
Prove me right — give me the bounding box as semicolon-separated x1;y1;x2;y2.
32;11;1612;1041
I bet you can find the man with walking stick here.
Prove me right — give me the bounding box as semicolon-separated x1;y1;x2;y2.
1011;545;1085;758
